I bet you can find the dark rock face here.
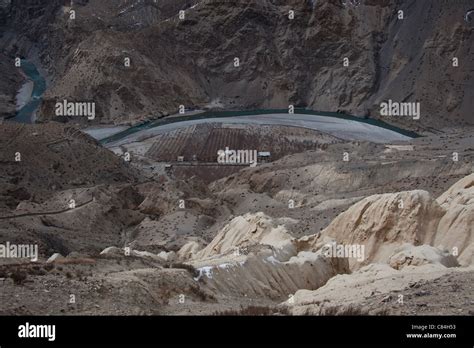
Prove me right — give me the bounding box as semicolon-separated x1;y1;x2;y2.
0;0;11;26
1;0;473;130
0;53;22;119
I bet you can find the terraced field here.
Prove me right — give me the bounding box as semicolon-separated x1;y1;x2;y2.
144;123;340;164
146;125;199;162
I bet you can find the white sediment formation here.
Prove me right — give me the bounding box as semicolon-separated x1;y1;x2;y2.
175;174;474;310
283;174;474;314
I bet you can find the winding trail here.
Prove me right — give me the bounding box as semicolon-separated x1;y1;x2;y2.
0;198;95;220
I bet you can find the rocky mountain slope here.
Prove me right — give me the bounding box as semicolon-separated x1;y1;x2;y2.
1;0;472;130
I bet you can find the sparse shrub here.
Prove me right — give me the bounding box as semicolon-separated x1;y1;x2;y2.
10;270;27;285
29;265;47;276
43;264;54;272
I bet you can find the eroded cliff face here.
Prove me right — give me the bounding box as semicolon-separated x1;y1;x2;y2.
2;0;473;130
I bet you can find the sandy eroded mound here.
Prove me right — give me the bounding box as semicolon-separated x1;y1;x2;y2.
172;174;473;307
315;174;474;268
315;190;446;269
178;212;348;300
435;173;474;266
282;174;474;314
